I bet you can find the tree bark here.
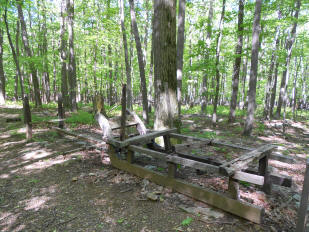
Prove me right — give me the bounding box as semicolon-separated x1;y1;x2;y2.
270;59;279;117
60;0;69;108
17;0;41;106
42;1;50;103
243;0;262;136
119;0;132;110
275;0;301;118
212;0;226;126
0;21;5;104
228;0;244;123
176;0;186;116
129;0;149;124
67;0;77;112
153;0;179;136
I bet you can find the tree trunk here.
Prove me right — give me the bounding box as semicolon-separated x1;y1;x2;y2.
67;0;77;112
119;0;132;110
17;0;41;106
292;56;301;121
243;0;262;136
201;0;213;114
212;0;226;126
0;22;5;104
228;0;244;123
275;0;301;118
176;0;186;116
129;0;149;123
270;59;279;117
60;0;69;108
154;0;179;136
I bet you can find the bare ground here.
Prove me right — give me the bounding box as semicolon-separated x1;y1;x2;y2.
1;104;308;232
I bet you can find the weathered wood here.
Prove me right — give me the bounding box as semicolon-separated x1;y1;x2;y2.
128;145;168;161
228;177;240;200
176;151;222;166
126;108;147;135
120;84;127;141
109;152;264;224
175;141;211;151
296;158;309;232
163;135;172;153
220;145;275;176
233;171;264;186
6;117;22;122
168;162;177;178
58;93;65;129
23;95;32;140
269;152;294;164
167;155;220;173
111;122;138;130
108;128;177;148
127;150;134;163
258;154;272;194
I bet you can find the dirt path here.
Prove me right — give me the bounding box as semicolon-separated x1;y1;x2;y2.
0;105;307;231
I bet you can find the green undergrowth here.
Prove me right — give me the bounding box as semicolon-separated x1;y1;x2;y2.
66;111;95;125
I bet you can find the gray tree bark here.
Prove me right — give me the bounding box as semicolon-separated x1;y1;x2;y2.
228;0;244;123
176;0;186;116
0;21;6;104
212;0;226;126
154;0;179;135
67;0;78;112
129;0;149;123
275;0;301;118
243;0;262;136
119;0;132;110
17;0;41;106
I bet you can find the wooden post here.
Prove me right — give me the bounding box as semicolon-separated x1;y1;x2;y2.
258;154;272;194
23;95;32;140
296;158;309;232
164;135;172;153
58;93;64;129
127;150;134;164
228;177;240;200
120;84;127;141
168;162;177;178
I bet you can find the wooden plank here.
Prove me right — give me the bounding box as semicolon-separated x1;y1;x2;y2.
109;153;264;224
269;152;294;164
233;171;264;186
166;155;220;173
111;122;138;130
110;129;177;148
128;145;168;161
259;154;272;194
228;177;240;200
220;145;275;176
296;158;309;232
169;133;211;143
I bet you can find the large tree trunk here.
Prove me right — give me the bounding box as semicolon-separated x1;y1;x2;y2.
270;59;279;117
275;0;301;118
17;0;41;106
212;0;226;126
0;21;5;104
129;0;149;123
153;0;179;135
119;0;132;110
42;1;50;103
228;0;244;123
176;0;186;116
60;0;69;108
243;0;262;136
67;0;77;112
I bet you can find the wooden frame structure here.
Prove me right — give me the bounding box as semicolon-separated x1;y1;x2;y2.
107;129;292;224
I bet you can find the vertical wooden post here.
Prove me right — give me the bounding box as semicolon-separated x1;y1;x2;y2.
164;135;172;153
23;95;32;140
258;153;272;194
296;158;309;232
120;84;127;141
228;177;240;200
127;150;134;164
58;93;64;129
168;162;177;178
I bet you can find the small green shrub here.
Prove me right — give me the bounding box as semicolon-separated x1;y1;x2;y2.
181;217;193;226
66;111;94;125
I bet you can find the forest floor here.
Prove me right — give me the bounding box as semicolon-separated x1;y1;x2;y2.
0;103;309;232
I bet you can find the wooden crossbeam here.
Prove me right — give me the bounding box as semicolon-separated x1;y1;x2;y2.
128;145;168;161
108;128;177;148
220;145;275;176
109;150;264;224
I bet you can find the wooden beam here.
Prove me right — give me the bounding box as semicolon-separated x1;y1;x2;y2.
108;128;177;148
109;153;264;224
220;145;275;176
128;145;168;161
269;152;294;164
233;171;264;186
120;84;127;141
111;122;138;130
